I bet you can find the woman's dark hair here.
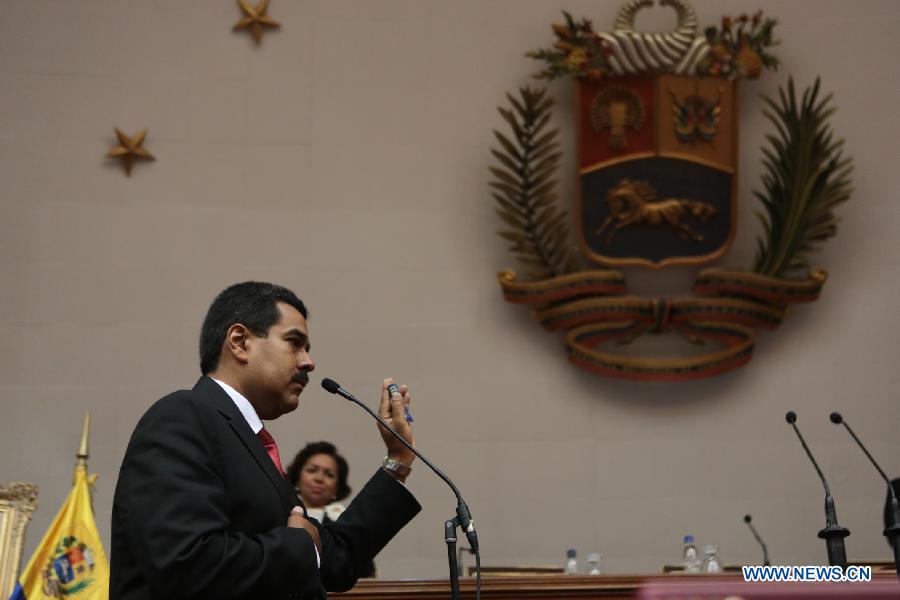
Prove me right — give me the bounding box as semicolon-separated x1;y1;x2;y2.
199;281;308;374
286;441;351;502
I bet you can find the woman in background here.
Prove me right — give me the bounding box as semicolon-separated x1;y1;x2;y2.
286;441;376;577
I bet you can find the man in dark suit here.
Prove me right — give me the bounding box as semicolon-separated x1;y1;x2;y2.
111;282;420;599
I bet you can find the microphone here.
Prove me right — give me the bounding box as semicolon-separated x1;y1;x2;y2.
784;411;850;567
321;378;479;552
743;514;771;566
829;412;900;576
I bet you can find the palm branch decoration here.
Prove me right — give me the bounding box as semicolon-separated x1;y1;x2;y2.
490;87;577;279
753;77;853;278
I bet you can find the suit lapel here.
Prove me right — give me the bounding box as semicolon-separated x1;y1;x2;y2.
193;376;297;513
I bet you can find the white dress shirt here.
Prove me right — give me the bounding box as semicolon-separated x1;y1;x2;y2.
213;378;263;434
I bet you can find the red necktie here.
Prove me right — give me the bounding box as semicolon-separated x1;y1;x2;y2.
257;428;286;478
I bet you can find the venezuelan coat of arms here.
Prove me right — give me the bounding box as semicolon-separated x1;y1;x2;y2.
41;535;99;596
491;0;852;381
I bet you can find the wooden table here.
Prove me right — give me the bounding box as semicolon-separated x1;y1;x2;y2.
334;571;900;599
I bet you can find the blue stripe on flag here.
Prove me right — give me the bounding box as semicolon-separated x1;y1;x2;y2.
8;582;26;600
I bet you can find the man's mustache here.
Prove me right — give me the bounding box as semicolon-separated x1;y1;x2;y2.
292;372;310;385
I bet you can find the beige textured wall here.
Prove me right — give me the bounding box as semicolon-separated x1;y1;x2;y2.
1;0;898;579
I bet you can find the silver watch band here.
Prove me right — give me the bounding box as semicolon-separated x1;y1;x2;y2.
382;456;412;477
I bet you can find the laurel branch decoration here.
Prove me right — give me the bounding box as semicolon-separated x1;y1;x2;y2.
490;87;578;280
753;77;853;278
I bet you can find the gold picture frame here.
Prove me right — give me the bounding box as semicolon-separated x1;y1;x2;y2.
0;482;38;599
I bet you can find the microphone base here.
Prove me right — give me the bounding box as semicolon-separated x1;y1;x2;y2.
884;523;900;578
818;524;850;568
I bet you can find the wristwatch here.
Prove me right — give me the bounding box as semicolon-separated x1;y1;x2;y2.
382;456;412;477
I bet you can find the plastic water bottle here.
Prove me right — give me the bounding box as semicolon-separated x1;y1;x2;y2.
681;535;701;573
564;548;578;574
586;553;603;575
701;544;722;573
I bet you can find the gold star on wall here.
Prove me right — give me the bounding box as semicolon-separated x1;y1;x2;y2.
233;0;280;46
106;128;155;177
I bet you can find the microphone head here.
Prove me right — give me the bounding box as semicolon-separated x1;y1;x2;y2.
829;412;843;424
321;378;341;394
785;411;797;424
744;514;752;523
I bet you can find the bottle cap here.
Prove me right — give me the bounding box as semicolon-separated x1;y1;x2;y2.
566;549;576;558
683;535;694;543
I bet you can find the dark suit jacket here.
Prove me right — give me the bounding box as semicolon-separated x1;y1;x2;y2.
317;513;375;579
110;376;420;600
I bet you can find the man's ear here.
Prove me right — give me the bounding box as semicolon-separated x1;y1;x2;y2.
223;324;252;364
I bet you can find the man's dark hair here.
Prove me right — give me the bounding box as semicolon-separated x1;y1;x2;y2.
199;281;308;374
286;441;352;502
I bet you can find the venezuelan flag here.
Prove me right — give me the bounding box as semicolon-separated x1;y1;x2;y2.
9;415;108;600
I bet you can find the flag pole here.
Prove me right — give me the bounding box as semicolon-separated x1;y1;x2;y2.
12;409;109;599
76;411;90;469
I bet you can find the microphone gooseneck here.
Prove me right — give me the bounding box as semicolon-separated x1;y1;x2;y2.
784;410;849;567
320;378;472;530
785;411;831;497
829;411;900;577
743;514;771;566
321;377;481;600
829;412;896;496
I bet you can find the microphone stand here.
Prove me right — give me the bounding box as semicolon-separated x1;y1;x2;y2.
743;515;770;566
885;500;900;580
819;496;850;568
322;379;480;600
445;518;460;600
830;413;900;577
785;412;850;567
